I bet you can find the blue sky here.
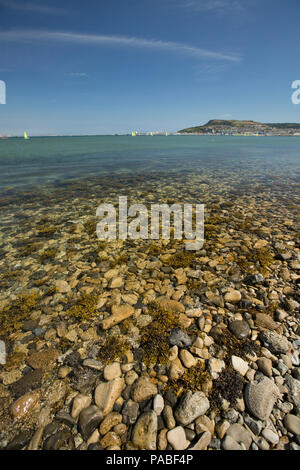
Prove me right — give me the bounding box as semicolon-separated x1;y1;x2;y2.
0;0;300;135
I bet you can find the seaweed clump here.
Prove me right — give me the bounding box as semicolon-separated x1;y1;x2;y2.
65;293;99;321
111;254;129;267
98;335;131;365
0;271;22;288
167;251;195;269
18;241;44;257
0;292;40;335
139;302;180;365
237;247;275;275
212;327;260;364
186;278;200;291
39;248;57;263
83;218;97;237
210;368;245;409
204;215;228;240
147;243;162;257
167;362;212;397
253;247;275;268
36;224;58;238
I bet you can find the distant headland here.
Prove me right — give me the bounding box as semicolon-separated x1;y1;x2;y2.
178;119;300;136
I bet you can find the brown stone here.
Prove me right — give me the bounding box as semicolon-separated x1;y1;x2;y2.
101;304;134;330
100;412;122;435
100;431;121;448
131;377;157;402
95;378;125;415
26;349;59;371
11;391;40;420
255;313;279;331
156;298;185;313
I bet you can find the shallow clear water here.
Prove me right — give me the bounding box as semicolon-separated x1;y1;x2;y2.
0;135;299;193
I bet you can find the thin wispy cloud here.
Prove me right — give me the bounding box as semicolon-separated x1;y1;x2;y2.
65;72;88;77
193;62;229;82
0;0;67;15
176;0;244;12
0;30;241;62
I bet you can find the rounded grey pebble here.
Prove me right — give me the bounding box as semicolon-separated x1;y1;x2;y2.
283;414;300;435
228;320;251;340
209;438;221;450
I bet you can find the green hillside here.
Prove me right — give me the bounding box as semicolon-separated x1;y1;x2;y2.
178;119;300;133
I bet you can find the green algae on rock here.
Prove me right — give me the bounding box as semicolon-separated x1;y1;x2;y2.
97;335;131;366
210;368;245;409
167;251;195;269
166;362;212;397
65;293;100;321
139;301;181;365
0;292;41;335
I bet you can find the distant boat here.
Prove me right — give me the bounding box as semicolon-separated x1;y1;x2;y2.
131;131;136;137
24;131;29;140
150;132;153;136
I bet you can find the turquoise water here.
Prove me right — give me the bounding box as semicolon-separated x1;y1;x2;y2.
0;135;299;192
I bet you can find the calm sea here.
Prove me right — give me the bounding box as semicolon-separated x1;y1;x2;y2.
0;135;299;192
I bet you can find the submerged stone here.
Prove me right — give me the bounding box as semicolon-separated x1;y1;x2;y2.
132;411;157;450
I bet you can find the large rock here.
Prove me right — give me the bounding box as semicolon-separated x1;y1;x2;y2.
255;313;279;331
257;357;273;377
11;391;40;420
222;435;241;450
167;426;190;450
71;394;92;419
122;399;139;425
205;291;224;308
174;391;210;426
95;377;124;415
103;362;121;381
284;375;300;407
79;405;103;440
231;356;249;376
283;414;300;435
169;357;185;380
26;349;59;371
259;331;290;354
10;369;43;398
224;290;242;304
226;423;252;449
101;304;134;330
228;320;250;340
179;349;197;368
44;430;75;450
244;376;279;420
132;411;157;450
131;376;157;402
189;431;211;450
157;298;185;313
99;412;122;435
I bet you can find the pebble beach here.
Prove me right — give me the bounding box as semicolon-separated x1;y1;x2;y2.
0;154;299;451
